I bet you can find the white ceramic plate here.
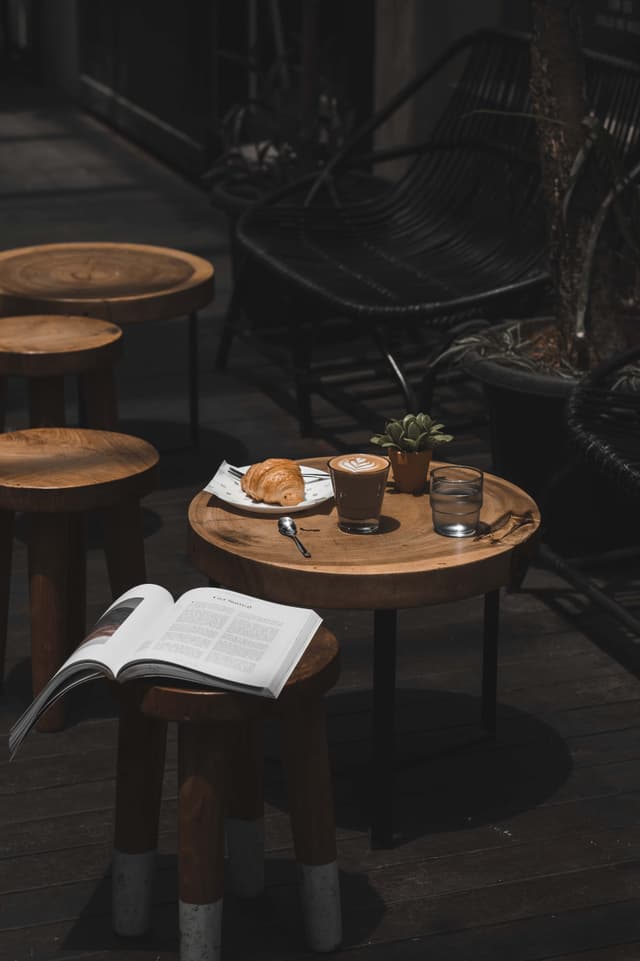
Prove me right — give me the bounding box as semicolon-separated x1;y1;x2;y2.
204;460;334;515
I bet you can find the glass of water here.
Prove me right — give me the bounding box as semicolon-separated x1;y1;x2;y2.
430;465;483;537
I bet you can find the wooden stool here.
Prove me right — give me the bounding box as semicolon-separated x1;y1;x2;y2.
0;242;215;446
0;427;158;730
112;626;342;960
0;314;123;430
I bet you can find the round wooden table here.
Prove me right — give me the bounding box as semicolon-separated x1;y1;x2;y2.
188;458;540;846
0;242;214;445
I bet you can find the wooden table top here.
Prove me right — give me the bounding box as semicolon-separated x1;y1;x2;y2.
188;459;541;610
0;242;214;324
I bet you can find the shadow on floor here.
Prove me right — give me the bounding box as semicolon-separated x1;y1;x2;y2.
262;688;572;844
63;854;383;960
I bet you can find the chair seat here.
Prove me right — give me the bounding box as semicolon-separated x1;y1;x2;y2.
0;242;214;324
0;428;158;511
238;184;546;319
0;315;122;376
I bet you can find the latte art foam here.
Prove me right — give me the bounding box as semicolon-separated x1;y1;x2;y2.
337;456;380;474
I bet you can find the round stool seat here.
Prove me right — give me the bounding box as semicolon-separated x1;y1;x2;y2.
0;242;214;324
0;428;158;512
137;626;340;724
0;315;122;377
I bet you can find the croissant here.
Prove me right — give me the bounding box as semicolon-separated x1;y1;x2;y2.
240;458;305;506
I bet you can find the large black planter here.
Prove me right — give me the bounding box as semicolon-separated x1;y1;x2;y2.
463;328;640;555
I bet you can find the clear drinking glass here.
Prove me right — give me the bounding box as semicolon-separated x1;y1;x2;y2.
430;465;483;537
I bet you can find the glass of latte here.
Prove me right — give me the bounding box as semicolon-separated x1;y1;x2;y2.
328;454;390;534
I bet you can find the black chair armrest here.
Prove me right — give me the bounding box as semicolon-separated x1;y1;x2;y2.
304;27;531;205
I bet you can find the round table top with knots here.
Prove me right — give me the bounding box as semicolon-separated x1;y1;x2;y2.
188;458;541;611
0;428;159;512
0;242;215;324
0;314;123;377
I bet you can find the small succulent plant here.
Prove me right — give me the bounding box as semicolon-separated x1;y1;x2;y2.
370;412;453;453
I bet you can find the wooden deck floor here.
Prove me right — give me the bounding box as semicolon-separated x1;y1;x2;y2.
1;88;640;961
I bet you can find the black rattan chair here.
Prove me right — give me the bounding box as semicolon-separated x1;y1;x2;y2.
566;344;640;498
220;28;640;435
217;29;544;433
540;344;640;636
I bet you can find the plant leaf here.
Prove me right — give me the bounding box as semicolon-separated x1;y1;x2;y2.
387;422;404;444
414;431;433;450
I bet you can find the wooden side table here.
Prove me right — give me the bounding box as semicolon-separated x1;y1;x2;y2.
188;458;540;847
0;242;214;446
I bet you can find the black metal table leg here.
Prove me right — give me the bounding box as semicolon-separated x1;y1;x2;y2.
371;608;397;848
215;281;244;371
481;589;500;736
291;311;314;437
188;311;199;449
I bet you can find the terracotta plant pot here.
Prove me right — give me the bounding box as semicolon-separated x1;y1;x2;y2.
389;449;432;494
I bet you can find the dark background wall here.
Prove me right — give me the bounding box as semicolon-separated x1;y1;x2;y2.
32;0;639;181
73;0;373;179
76;0;218;177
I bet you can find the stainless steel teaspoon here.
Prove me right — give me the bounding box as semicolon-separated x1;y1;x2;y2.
277;516;311;557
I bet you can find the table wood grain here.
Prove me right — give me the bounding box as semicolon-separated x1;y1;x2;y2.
189;459;540;610
0;314;122;376
0;242;214;324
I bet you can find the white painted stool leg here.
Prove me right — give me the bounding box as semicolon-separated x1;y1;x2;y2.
225;816;264;898
298;861;342;952
112;848;156;936
279;697;341;951
180;899;223;961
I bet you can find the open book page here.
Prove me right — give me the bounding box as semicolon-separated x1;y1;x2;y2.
8;585;174;758
62;584;174;676
120;586;322;697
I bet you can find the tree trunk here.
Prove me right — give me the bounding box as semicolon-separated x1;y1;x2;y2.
529;0;590;363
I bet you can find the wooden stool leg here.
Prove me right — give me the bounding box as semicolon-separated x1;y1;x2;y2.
80;369;119;431
102;500;146;598
280;699;342;952
29;512;73;732
66;514;86;654
28;376;66;427
178;722;227;961
112;689;167;937
0;374;7;431
0;509;13;690
188;311;199;449
226;717;264;898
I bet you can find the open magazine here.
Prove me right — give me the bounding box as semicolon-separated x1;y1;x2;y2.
9;584;322;758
